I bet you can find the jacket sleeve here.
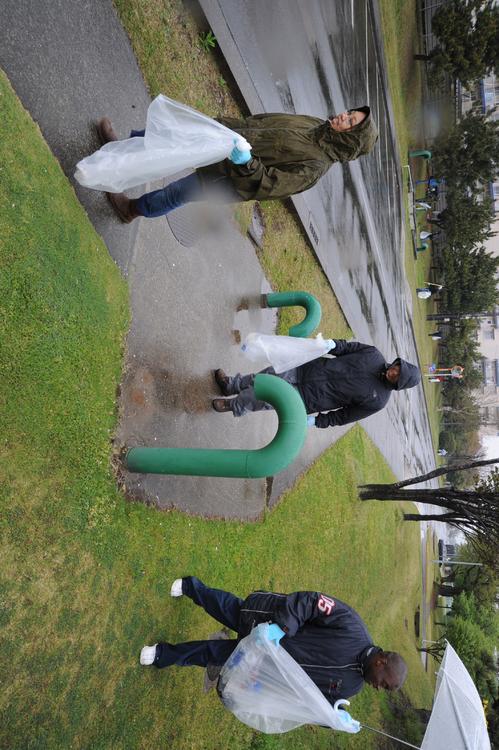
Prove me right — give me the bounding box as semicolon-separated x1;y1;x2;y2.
272;591;348;636
315;402;380;428
331;340;379;357
228;157;327;200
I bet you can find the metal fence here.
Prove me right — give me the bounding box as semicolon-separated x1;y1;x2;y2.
417;0;456;139
419;0;447;57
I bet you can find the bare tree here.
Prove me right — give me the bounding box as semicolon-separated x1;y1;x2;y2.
358;457;499;565
418;639;446;662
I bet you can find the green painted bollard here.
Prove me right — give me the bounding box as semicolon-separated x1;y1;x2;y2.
124;374;307;478
264;291;322;337
409;149;432;160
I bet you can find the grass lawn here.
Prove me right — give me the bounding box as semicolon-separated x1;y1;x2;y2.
0;62;434;749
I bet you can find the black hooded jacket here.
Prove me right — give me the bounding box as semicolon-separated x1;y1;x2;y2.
296;340;421;428
238;589;379;704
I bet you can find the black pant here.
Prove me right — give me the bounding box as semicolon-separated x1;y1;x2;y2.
155;577;241;668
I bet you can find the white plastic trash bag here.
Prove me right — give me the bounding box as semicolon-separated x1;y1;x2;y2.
241;332;334;373
74;94;251;193
218;623;361;735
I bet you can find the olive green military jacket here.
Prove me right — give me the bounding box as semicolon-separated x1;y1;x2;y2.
196;109;378;201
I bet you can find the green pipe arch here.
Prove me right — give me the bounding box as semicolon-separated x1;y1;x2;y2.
409;149;432;159
124;374;307;478
264;291;322;337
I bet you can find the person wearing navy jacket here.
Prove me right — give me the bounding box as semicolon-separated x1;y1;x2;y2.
140;577;408;704
212;339;421;427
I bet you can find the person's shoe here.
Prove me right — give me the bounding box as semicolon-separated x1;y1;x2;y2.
214;369;232;396
212;398;234;413
107;192;141;223
97;117;119;144
140;644;158;665
170;578;183;597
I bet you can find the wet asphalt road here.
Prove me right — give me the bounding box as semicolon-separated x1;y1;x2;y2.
200;0;436;480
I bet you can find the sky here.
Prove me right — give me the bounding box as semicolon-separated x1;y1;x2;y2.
482;435;499;458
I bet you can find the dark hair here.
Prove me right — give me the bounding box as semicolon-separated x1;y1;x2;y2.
385;652;408;689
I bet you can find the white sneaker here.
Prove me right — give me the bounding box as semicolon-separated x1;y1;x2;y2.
140;644;158;665
170;578;183;597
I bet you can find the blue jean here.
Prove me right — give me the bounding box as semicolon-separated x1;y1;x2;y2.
154;576;242;668
135;173;202;218
129;129;239;218
226;367;300;417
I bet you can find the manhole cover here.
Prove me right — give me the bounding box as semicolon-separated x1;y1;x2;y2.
166;204;202;247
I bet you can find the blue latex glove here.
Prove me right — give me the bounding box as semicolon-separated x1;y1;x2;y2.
307;415;316;427
229;139;252;165
336;710;361;733
333;700;361;734
266;623;286;645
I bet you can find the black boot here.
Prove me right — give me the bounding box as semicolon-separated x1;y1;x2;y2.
214;369;232;396
212;398;234;413
107;192;141;223
96;117;119;144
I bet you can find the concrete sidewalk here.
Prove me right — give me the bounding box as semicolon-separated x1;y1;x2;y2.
1;0;349;519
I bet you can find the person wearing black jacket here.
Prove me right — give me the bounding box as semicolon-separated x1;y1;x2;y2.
212;339;421;428
140;576;407;705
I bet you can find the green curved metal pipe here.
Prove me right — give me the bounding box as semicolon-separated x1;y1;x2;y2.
409;149;432;159
264;291;322;337
124;374;307;477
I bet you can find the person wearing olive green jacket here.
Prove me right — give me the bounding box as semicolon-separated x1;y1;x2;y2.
98;107;378;223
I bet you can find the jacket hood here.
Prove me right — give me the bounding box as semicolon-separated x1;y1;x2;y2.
389;358;421;391
317;105;379;162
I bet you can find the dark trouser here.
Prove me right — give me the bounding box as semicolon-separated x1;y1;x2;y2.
129;129;240;218
155;576;242;668
226;366;300;417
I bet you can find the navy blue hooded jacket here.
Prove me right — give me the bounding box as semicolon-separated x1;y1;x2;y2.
239;590;380;704
296;339;421;428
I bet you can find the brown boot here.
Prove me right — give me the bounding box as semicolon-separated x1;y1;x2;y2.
214;369;231;396
97;117;118;144
212;398;234;413
107;192;141;224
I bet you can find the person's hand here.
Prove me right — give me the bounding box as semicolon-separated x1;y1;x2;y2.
336;709;361;733
307;415;316;427
229;138;252;165
266;623;286;645
333;700;361;733
324;339;336;351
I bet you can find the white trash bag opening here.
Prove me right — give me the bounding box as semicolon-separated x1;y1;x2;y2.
241;332;334;373
74;94;251;193
218;623;361;735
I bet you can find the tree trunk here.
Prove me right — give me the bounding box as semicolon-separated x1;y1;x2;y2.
403;512;457;522
359;456;499;490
